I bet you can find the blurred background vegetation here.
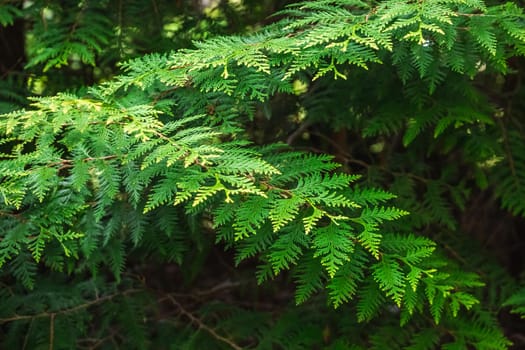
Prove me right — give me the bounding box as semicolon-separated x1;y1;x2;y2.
1;0;525;348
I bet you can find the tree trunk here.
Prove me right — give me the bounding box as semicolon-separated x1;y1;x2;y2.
0;17;26;77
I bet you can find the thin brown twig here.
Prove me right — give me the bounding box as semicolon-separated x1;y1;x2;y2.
0;210;23;219
309;130;430;183
165;294;243;350
193;280;242;297
22;317;34;350
76;333;117;350
49;313;55;350
0;57;25;80
68;0;89;37
46;154;119;170
0;289;141;324
286;120;313;145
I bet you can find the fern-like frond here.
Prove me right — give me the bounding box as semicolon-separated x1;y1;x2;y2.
312;222;355;278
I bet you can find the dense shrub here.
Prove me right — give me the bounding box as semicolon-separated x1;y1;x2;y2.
1;0;525;348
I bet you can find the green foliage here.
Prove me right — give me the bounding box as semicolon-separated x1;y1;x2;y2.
0;4;22;27
25;2;113;72
503;286;525;318
1;0;525;348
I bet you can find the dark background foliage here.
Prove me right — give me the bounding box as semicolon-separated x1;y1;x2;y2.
1;0;525;349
